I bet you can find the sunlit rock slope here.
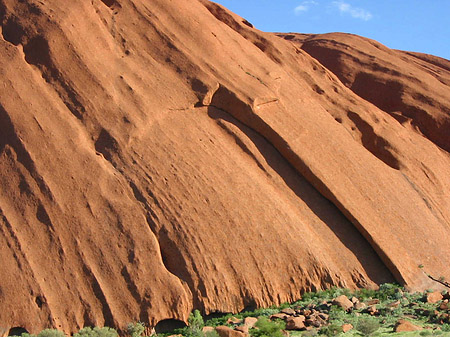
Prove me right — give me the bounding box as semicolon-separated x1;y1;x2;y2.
0;0;449;334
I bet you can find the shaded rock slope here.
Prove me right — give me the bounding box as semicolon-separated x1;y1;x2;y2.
0;0;449;334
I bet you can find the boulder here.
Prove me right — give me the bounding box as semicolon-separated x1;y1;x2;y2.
271;313;288;320
387;301;401;308
354;302;367;310
394;320;422;332
427;291;444;304
332;295;353;311
367;299;380;305
285;316;306;330
235;326;249;334
227;317;242;325
302;309;312;317
341;324;353;333
280;308;296;316
439;302;449;311
243;317;258;328
367;305;378;315
216;326;248;337
305;318;322;328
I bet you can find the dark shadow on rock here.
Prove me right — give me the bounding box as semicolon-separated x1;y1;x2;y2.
154;319;186;334
8;328;29;336
347;110;401;170
95;129;119;162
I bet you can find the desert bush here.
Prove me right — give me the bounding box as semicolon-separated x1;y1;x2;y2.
204;331;220;337
377;283;402;301
301;330;319;337
442;323;450;332
328;305;347;324
403;291;423;303
301;287;351;304
11;332;35;337
13;330;64;337
249;308;279;317
250;317;285;337
74;327;118;337
355;317;380;336
204;313;239;327
37;330;65;337
126;323;145;337
355;288;378;301
319;323;343;336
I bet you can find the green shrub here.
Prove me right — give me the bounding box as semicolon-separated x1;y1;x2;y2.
301;288;351;304
301;331;319;337
328;305;347;324
403;291;424;303
250;317;285;337
204;313;237;327
377;283;402;301
355;317;380;336
14;333;35;337
74;327;118;337
419;331;432;336
249;308;279;317
355;288;378;301
204;331;220;337
319;323;343;336
14;330;65;337
126;323;145;337
37;330;64;337
442;324;450;332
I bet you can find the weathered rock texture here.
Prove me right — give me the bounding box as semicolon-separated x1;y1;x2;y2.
0;0;449;334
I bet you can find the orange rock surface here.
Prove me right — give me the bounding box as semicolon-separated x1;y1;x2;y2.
0;0;449;334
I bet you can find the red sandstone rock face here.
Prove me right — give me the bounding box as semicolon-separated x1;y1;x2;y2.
0;0;449;334
279;32;450;153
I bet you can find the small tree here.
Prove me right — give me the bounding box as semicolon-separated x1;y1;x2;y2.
186;310;204;337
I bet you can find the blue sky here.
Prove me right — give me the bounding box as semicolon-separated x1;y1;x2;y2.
212;0;450;60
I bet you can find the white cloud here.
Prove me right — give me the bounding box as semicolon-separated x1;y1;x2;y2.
295;1;318;15
332;1;373;21
295;5;309;13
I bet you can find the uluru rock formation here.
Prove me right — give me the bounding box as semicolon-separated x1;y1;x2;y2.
0;0;449;334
